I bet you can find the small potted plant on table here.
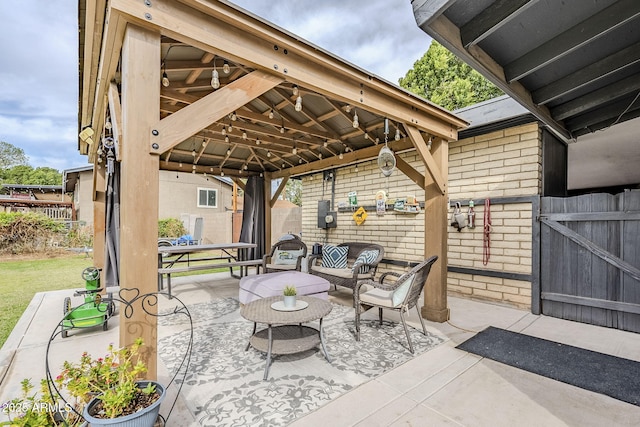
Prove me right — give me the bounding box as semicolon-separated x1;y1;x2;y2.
283;285;297;308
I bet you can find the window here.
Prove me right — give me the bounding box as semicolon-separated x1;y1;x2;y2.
197;187;218;208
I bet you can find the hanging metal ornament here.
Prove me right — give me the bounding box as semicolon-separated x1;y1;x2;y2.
377;118;396;177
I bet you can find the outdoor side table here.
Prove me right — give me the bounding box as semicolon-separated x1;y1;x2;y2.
240;296;332;380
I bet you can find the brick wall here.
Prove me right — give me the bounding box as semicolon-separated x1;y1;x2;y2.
447;122;541;308
300;122;542;309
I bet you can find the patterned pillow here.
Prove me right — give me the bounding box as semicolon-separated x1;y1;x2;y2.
352;249;379;273
273;249;304;265
392;274;415;307
321;245;348;269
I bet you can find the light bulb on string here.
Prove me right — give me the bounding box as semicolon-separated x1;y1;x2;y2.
268;109;274;119
427;136;433;150
242;131;247;140
355;164;359;173
255;137;260;145
228;125;233;132
231;112;237;121
299;159;303;164
292;85;299;96
221;127;226;136
292;147;297;155
210;69;220;89
225;136;230;143
339;152;344;160
222;61;230;74
267;151;272;157
226;148;231;155
162;71;170;87
191;149;196;157
280;127;285;134
295;95;303;112
244;164;248;170
352;110;359;128
395;128;401;141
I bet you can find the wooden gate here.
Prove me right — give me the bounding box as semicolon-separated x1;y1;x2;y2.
539;190;640;333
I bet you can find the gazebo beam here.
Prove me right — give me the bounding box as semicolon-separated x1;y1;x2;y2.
109;0;464;141
405;125;445;195
421;137;449;322
151;70;284;153
119;24;161;375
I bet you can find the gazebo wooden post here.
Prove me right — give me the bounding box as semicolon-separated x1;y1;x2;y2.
119;24;161;377
422;137;450;322
264;173;272;250
92;165;106;272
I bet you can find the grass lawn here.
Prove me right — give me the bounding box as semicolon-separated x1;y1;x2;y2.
0;253;94;348
0;251;240;348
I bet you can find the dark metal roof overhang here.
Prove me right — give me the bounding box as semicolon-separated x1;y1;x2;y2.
412;0;640;141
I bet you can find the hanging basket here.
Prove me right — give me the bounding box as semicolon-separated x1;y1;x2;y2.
377;145;396;177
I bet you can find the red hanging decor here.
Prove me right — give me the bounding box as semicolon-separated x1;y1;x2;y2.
483;199;492;265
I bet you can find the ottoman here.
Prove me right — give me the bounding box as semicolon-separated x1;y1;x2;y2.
239;271;331;304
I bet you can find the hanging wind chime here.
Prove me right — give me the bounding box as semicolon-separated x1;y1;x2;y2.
377;118;396;177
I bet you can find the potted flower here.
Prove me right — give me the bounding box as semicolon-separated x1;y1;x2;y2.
1;338;164;427
283;285;297;308
58;337;165;427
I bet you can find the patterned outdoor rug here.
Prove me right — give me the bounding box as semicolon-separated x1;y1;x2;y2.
158;298;446;426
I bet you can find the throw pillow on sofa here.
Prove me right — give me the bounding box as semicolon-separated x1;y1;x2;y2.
321;245;348;269
352;249;379;273
273;249;304;265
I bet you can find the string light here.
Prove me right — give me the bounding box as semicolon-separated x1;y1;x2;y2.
224;136;230;143
226;148;231;155
210;68;220;89
339;152;344;160
355;164;359;172
243;164;248;170
427;136;433;151
292;84;299;96
295;95;303;112
222;60;230;74
221;127;226;136
395;128;401;141
242;131;247;140
344;105;352;113
191;149;196;157
162;71;170;87
280;127;285;134
267;151;272;157
228;125;233;132
255;137;260;145
231;112;237;121
268;109;274;119
352;109;359;128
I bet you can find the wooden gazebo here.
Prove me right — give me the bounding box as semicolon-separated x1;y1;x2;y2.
78;0;467;374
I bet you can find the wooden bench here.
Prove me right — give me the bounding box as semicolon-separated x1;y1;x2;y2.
158;259;263;298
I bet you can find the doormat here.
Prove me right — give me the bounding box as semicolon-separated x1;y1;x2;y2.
158;298;447;426
456;326;640;406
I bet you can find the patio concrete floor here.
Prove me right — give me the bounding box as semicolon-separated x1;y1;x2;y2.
1;271;640;426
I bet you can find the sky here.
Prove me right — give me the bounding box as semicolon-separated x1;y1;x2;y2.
0;0;432;172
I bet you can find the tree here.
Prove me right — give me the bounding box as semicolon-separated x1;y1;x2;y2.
285;179;302;206
0;141;29;170
399;41;503;110
0;165;62;186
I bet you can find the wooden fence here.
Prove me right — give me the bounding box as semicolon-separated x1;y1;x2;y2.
539;190;640;333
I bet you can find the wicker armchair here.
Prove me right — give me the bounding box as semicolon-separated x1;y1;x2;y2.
308;242;384;292
262;235;308;273
354;256;438;353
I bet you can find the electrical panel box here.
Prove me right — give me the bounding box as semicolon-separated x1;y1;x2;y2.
317;200;337;229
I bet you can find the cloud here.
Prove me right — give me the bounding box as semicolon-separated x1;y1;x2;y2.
0;1;81;172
